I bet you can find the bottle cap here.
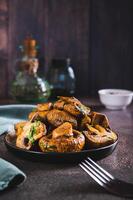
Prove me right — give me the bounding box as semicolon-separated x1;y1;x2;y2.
23;36;37;57
24;37;36;47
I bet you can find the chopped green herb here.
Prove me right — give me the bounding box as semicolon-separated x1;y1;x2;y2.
29;137;35;144
34;121;41;126
48;145;57;149
27;124;37;144
75;104;90;115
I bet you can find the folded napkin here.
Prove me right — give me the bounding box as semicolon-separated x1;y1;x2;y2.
0;117;23;135
0;158;26;191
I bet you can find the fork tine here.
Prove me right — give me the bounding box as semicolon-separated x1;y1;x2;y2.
79;163;104;187
80;162;108;184
87;157;114;180
84;159;111;181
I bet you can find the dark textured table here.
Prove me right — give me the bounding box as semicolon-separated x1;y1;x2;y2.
0;99;133;200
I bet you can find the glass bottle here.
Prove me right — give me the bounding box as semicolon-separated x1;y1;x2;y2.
47;58;75;99
11;37;50;103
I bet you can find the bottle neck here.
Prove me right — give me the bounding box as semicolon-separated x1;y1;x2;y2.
23;49;37;58
20;58;39;75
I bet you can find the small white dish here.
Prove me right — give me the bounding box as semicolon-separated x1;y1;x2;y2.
98;89;133;110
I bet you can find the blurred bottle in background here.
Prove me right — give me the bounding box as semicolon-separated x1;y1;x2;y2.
47;58;76;100
11;36;50;103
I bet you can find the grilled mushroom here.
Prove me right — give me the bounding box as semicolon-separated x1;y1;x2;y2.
39;122;85;152
83;124;117;148
37;102;53;111
16;121;47;150
52;122;73;139
91;112;110;128
47;109;77;128
15;96;118;153
15;121;27;136
80;115;91;129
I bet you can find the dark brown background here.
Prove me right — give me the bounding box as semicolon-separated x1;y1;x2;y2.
0;0;133;99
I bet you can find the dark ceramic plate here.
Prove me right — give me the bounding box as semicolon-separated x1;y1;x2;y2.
1;104;118;163
4;133;118;163
0;104;36;135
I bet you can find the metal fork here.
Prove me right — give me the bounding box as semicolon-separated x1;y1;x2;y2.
79;157;133;198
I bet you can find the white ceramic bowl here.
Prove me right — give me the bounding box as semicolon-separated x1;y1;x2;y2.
98;89;133;110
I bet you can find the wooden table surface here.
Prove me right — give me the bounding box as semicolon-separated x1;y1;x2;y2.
0;98;133;200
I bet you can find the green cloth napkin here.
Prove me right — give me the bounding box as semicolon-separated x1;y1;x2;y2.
0;158;26;191
0;117;23;135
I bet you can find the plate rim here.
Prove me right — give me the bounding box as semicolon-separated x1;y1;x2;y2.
0;104;36;109
4;132;118;156
1;105;118;157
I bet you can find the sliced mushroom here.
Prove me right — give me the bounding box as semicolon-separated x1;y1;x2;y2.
39;128;85;152
37;102;53;111
28;111;49;122
58;96;81;105
47;109;77;128
54;100;65;110
80;115;91;129
83;124;117;148
63;104;81;116
52;122;73;139
91;112;110;128
57;96;91;116
15;121;27;136
16;121;47;150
